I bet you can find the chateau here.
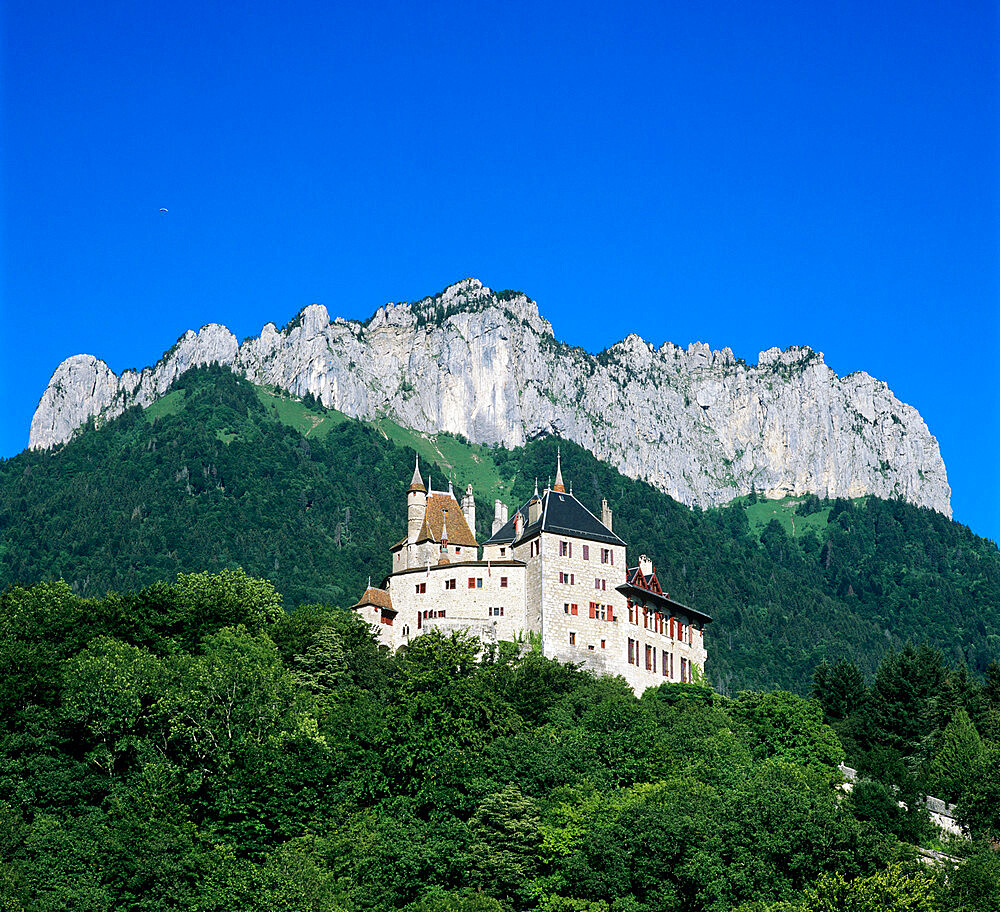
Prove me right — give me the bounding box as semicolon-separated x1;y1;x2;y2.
352;453;711;695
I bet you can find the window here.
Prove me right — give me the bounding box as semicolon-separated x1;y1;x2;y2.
438;610;446;618
588;644;595;651
468;578;476;589
595;578;600;590
560;540;572;557
600;548;614;565
417;614;422;629
571;603;578;615
645;644;653;671
662;650;669;676
531;540;540;557
583;545;590;560
500;576;508;588
669;616;675;638
681;657;688;683
602;579;606;591
489;606;505;617
403;625;409;636
589;602;597;619
628;638;635;664
559;572;575;585
455;547;461;554
606;605;614;622
564;603;570;615
477;578;483;589
569;632;576;646
601;548;610;564
500;547;506;557
416;582;426;594
628;603;634;624
601;639;606;649
445;578;456;590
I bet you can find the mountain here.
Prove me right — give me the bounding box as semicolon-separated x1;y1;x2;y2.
29;279;951;515
5;366;997;694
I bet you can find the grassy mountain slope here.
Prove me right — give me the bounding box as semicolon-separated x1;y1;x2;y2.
2;365;997;693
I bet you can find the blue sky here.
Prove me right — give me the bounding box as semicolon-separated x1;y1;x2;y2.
2;0;997;540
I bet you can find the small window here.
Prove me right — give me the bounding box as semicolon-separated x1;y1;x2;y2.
583;545;590;560
445;578;456;590
571;603;578;615
500;547;506;557
645;644;653;670
476;578;483;589
564;603;570;614
500;576;508;588
589;602;597;619
416;582;426;594
588;645;595;651
628;638;635;663
601;639;606;649
560;540;568;556
468;578;475;589
439;610;446;618
455;547;461;554
662;650;669;676
403;625;409;636
570;573;575;585
569;632;576;646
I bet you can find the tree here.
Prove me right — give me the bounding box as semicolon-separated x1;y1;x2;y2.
927;708;984;803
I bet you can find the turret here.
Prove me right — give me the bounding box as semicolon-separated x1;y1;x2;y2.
601;497;613;532
407;456;427;545
492;499;509;535
462;483;476;537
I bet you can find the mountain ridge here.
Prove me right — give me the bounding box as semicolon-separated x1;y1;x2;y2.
29;278;951;515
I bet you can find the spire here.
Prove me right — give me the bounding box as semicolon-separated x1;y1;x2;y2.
533;478;539;499
408;455;426;493
438;509;450;564
553;447;565;493
448;479;454;498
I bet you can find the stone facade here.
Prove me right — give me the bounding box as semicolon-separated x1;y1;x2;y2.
352;455;712;695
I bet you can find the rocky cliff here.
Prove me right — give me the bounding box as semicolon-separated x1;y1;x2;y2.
29;279;952;515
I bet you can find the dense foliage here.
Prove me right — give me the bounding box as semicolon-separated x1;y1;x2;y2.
3;572;998;911
2;366;998;694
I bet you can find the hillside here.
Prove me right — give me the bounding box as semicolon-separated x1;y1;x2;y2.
29;278;951;514
2;366;997;694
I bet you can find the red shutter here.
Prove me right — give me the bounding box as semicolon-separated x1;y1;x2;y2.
606;605;614;622
589;602;596;619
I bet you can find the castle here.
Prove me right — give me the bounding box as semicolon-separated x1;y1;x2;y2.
351;452;711;694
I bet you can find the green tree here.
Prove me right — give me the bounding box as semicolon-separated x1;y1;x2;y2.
927;708;984;803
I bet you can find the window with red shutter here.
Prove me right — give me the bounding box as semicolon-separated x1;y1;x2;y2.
589;602;596;619
468;578;475;589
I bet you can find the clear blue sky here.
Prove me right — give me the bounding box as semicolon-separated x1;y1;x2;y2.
2;0;997;540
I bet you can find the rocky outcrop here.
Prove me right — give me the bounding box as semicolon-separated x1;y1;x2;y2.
29;279;952;515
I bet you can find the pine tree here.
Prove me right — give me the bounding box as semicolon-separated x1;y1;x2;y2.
928;707;984;803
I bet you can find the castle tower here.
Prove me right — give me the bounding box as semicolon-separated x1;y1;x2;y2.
601;497;613;532
553;448;566;493
462;484;476;538
407;456;427;547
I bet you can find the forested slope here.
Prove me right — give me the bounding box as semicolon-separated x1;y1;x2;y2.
2;366;997;694
2;572;999;911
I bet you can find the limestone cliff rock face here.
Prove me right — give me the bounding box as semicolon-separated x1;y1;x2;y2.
29;279;952;515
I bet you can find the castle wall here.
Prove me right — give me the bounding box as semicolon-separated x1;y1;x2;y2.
536;532;628;679
387;562;528;649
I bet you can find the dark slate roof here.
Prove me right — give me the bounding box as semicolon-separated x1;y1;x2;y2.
483;489;625;547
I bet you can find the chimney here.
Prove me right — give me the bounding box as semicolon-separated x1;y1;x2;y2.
528;480;542;524
462;483;476;536
639;554;653;578
492;499;506;535
601;498;613;532
513;510;524;540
